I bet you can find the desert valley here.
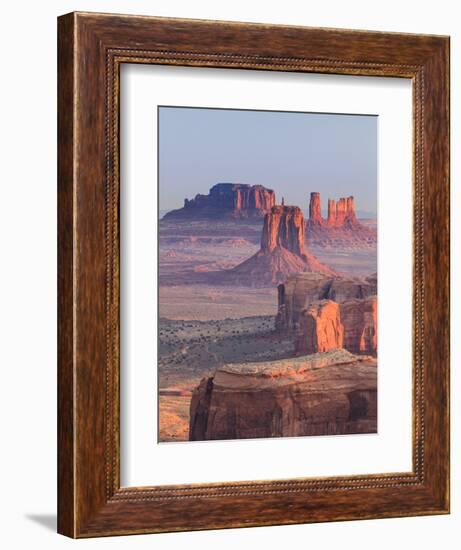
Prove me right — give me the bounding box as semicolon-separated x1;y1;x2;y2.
158;182;378;442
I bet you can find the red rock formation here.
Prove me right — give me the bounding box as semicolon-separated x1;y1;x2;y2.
189;349;377;441
261;205;305;255
327;199;337;226
309;192;323;224
276;272;377;330
223;205;337;286
295;300;344;354
164;183;276;219
345;196;357;224
294;295;377;356
305;192;376;247
335;197;347;225
340;296;377;354
327;276;376;302
308;192;359;227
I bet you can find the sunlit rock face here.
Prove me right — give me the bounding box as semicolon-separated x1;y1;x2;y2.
260;205;307;255
305;191;377;247
189;349;377;441
294;296;377;356
295;300;344;354
276;272;377;331
223;205;337;287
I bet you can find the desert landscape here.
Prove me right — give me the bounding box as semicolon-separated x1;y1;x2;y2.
158;183;377;442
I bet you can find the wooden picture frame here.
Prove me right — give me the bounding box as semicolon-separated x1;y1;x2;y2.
57;12;450;538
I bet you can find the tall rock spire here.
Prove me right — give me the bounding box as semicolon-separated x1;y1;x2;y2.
308;192;323;224
345;196;357;223
327;199;337;226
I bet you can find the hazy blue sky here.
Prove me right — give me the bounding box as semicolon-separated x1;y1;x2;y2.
158;106;377;216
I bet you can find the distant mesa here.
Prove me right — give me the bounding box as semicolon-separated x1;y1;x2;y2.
308;191;359;227
189;349;377;441
306;192;377;247
219;204;337;286
163;183;276;220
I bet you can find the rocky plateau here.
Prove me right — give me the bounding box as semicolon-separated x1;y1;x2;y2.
189;349;377;441
163;183;276;220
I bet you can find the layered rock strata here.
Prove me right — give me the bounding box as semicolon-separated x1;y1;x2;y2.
340;296;377;354
276;272;377;330
224;205;337;286
189;349;377;441
305;192;377;247
295;300;344;353
261;204;306;255
163;183;276;220
295;295;377;355
309;192;322;224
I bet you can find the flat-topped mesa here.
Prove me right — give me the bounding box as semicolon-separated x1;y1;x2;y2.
208;183;275;211
189;349;377;441
164;183;276;220
261;205;306;256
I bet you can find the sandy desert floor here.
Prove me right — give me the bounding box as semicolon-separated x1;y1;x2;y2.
310;246;377;276
158;218;377;442
158;315;294;441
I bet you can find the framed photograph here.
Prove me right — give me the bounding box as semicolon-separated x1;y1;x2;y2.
57;12;450;537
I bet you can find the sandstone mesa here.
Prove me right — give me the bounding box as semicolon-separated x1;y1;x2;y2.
189;349;377;441
163;183;276;220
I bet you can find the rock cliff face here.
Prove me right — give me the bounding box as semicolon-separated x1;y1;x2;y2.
223;205;337;286
305;192;377;247
309;192;322;224
163;183;276;220
261;205;306;255
189;349;377;441
340;296;377;354
295;300;344;353
276;272;377;330
325;196;358;227
295;295;377;355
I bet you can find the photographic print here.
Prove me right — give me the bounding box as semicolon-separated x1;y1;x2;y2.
158;106;378;443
